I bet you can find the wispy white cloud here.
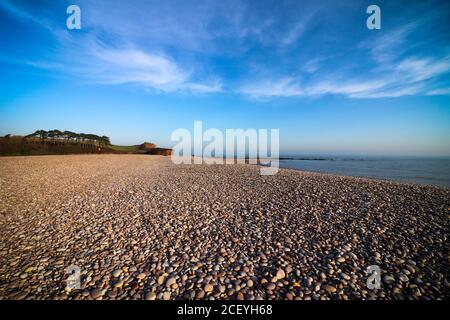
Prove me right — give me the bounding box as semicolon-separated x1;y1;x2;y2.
239;54;450;99
25;38;222;93
395;57;450;82
347;84;425;99
240;78;303;98
240;19;450;100
302;57;324;74
176;81;223;93
309;80;390;98
281;19;311;46
1;0;223;93
426;87;450;96
2;0;449;99
89;47;188;85
0;0;50;29
362;23;417;63
239;78;391;99
0;0;72;44
25;61;63;69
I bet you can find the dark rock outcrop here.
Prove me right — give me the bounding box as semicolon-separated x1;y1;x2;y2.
139;142;157;151
139;142;172;156
147;148;173;156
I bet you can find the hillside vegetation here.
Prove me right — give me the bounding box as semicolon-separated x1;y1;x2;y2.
0;130;172;156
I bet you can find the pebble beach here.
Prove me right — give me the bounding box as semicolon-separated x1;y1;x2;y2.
0;154;448;300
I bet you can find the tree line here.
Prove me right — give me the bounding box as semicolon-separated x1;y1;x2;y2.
26;130;111;147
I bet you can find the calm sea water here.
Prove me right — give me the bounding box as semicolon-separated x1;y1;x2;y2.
279;157;450;188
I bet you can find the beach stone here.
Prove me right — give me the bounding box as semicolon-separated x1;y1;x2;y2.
90;289;104;299
276;269;286;280
15;292;28;300
324;285;337;293
266;283;276;290
107;290;117;298
383;275;396;285
24;266;34;273
112;269;122;277
145;292;156;300
157;275;165;285
341;273;351;281
399;274;409;282
166;277;176;287
137;273;147;280
196;290;205;299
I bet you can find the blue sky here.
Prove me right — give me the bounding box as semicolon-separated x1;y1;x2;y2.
0;0;449;156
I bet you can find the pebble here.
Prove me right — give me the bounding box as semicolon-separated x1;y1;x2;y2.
145;292;156;300
0;155;447;301
166;277;176;287
204;284;214;293
112;269;122;277
90;289;104;299
399;274;409;282
275;269;286;280
323;285;337;294
383;275;396;285
137;273;147;280
157;275;165;285
196;290;205;299
266;283;276;291
107;290;117;298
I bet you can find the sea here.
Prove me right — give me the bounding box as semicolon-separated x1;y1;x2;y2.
278;156;450;188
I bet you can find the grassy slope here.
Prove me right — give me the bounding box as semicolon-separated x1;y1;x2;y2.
109;145;141;152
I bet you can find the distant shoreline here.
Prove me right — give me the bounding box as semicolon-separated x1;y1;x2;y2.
277;158;450;189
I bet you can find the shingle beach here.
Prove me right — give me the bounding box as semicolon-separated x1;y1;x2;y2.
0;155;448;300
